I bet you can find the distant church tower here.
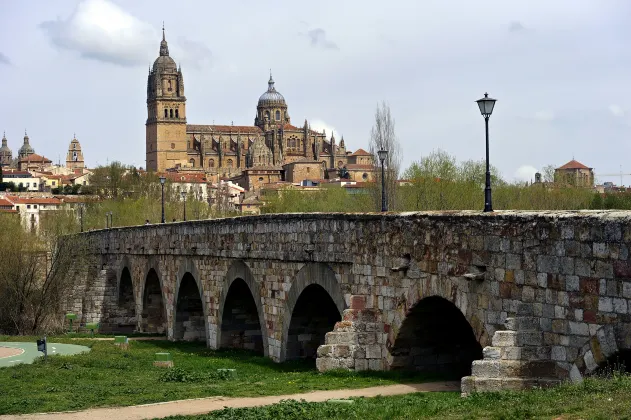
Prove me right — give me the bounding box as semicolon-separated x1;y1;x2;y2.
66;134;85;170
146;25;187;172
0;132;12;166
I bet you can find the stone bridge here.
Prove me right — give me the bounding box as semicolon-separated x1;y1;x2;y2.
68;211;631;394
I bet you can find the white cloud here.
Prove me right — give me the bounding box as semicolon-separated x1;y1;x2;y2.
514;165;538;183
609;104;624;117
533;110;555;121
39;0;156;66
39;0;211;68
309;119;337;138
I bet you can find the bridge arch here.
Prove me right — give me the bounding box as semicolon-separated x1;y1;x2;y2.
568;324;630;382
280;263;346;362
387;295;483;378
173;260;208;342
139;258;167;335
217;260;268;356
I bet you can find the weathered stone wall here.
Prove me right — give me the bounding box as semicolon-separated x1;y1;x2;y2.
71;211;631;393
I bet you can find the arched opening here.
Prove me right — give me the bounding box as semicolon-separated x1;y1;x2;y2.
286;284;341;360
275;110;281;121
209;158;215;168
164;109;168;118
116;267;136;333
189;158;195;167
170;109;174;118
220;279;264;353
141;268;166;334
388;296;482;379
265;110;270;120
175;109;179;118
174;273;206;341
593;350;631;376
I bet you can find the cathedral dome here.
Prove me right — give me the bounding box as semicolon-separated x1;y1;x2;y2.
0;133;10;154
18;132;34;156
152;29;177;72
258;74;286;107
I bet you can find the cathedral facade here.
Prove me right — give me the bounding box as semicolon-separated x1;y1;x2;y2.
146;30;366;183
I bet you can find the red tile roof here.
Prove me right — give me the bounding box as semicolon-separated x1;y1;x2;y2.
187;124;263;134
162;172;208;183
8;196;62;205
557;159;591;170
0;198;14;207
19;153;52;163
350;148;372;157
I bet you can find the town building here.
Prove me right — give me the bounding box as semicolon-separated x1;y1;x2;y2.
145;29;373;188
554;159;594;187
1;169;42;191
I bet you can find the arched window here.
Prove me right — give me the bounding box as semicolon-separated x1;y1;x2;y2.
189;158;195;167
175;109;179;118
164;109;168;118
170;109;174;118
227;159;233;168
321;160;328;169
275;110;281;121
338;161;344;167
209;159;215;168
265;111;270;120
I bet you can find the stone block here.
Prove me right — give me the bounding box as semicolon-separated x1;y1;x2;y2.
551;346;566;361
504;317;539;331
365;345;382;359
472;360;500;377
492;331;517;347
482;346;501;360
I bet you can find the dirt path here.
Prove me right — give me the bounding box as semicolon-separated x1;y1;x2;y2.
0;382;460;420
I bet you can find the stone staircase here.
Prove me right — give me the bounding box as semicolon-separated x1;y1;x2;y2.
461;309;563;395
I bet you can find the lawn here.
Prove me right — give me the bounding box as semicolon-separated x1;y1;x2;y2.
164;374;631;420
0;336;441;415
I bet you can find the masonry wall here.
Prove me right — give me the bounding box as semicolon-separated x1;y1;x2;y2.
71;211;631;392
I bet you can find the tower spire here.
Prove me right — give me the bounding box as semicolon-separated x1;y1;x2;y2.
159;22;169;56
162;21;165;41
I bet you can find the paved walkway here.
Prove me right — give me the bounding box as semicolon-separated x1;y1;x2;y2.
0;342;90;368
0;382;460;420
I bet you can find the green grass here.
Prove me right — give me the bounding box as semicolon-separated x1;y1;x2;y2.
164;374;631;420
0;336;442;415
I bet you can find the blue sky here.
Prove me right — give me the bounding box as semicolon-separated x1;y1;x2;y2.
1;0;630;183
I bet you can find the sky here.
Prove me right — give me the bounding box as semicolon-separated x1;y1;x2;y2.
1;0;630;184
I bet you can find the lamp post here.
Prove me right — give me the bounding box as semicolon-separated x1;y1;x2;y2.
159;176;166;223
377;149;388;212
79;204;84;232
181;191;187;221
475;92;497;212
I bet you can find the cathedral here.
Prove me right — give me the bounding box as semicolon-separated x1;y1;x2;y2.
146;29;374;188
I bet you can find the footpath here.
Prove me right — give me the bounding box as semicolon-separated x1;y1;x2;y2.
0;381;460;420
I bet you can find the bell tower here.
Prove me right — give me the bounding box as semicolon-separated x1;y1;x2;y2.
146;25;187;172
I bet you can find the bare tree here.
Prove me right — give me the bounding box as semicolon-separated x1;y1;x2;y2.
542;164;556;183
369;101;401;211
0;212;92;335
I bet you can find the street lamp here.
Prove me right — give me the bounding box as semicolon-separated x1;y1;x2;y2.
181;190;187;221
377;149;388;212
159;176;166;223
476;92;497;212
79;203;84;232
